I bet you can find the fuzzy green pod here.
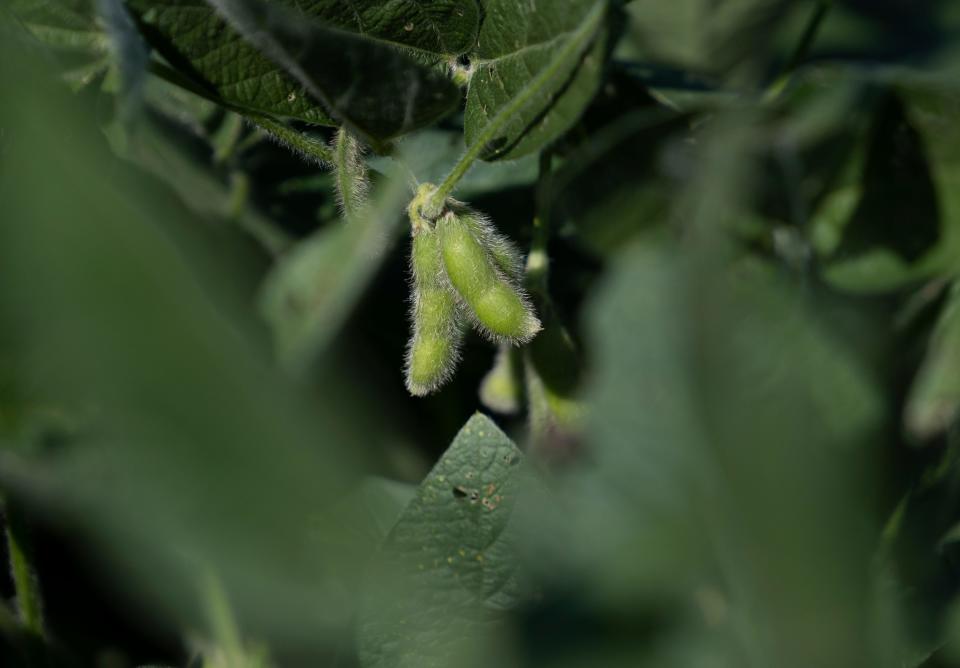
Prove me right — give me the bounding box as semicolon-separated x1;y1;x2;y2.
439;211;541;344
405;225;464;396
461;210;525;282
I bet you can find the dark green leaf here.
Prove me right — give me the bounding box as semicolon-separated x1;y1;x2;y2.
619;0;795;83
128;0;466;139
463;0;610;161
127;0;335;125
271;0;480;57
208;0;463;140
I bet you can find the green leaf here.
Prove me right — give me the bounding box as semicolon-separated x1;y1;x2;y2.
267;0;480;57
819;87;960;293
545;107;688;256
358;413;528;668
8;0;108;53
0;38;379;641
310;477;417;562
127;0;334;125
99;0;150;119
128;0;465;139
258;175;407;373
521;238;886;665
835;93;941;263
463;0;610;161
905;281;960;441
619;0;795;79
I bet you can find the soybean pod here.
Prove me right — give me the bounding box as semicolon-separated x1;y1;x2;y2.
458;206;524;283
439;211;541;344
404;224;464;396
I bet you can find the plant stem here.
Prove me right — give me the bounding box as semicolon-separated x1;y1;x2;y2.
246;113;334;165
333;127;368;221
426;1;606;214
4;502;45;638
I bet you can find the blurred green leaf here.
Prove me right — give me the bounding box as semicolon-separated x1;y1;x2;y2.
0;34;379;649
9;0;107;53
257;175;406;372
834;93;941;260
99;0;149;119
619;0;796;83
821;86;960;293
522;233;888;665
906;281;960;441
310;476;417;562
546;107;687;255
464;0;610;161
358;413;527;668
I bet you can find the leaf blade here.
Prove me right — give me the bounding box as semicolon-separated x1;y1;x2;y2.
358;413;528;668
127;0;466;139
464;0;609;161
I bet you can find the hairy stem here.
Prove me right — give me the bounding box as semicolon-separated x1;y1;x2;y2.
333;127;368;221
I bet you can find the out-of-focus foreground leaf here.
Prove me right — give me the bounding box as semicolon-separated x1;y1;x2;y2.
515;111;893;666
7;0;111;88
0;26;380;653
8;0;105;53
258;168;407;372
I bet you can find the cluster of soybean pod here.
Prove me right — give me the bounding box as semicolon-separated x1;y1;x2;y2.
404;183;541;396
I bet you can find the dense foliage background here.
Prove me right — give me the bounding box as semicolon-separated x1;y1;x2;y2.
2;0;960;666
